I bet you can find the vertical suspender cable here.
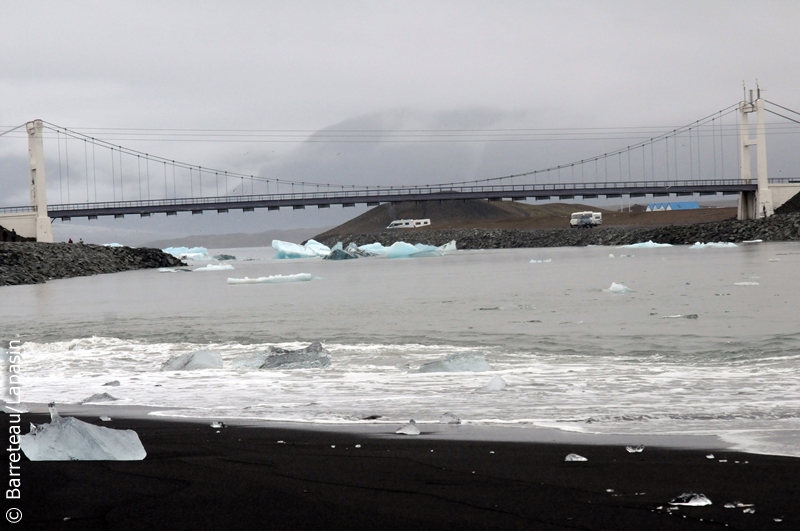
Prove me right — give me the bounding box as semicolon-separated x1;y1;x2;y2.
92;139;97;202
84;140;89;202
138;155;142;200
697;122;702;180
64;131;71;203
57;130;63;203
712;118;717;179
146;156;150;200
119;147;124;201
111;147;116;201
720;112;725;180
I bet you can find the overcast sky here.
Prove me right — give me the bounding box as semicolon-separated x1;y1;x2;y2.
2;1;800;244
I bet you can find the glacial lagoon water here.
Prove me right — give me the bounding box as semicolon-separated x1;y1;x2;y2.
2;241;799;456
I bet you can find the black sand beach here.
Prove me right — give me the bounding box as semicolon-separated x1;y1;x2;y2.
8;414;797;530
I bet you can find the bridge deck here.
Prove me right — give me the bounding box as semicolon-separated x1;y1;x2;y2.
1;179;767;220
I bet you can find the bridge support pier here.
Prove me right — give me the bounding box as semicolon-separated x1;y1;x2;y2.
737;90;773;220
0;120;53;242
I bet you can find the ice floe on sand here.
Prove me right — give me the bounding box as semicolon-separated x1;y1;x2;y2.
440;412;461;424
565;453;588;462
669;492;712;506
396;419;420;435
20;404;146;461
227;273;314;285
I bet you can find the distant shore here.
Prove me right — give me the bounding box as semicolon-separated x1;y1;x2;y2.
315;211;800;249
0;242;185;287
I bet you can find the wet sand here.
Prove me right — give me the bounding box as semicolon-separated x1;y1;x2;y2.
10;413;798;530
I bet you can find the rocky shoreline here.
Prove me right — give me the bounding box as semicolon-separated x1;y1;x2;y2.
0;242;186;287
316;212;800;249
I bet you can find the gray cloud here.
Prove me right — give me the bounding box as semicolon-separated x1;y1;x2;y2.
2;1;800;243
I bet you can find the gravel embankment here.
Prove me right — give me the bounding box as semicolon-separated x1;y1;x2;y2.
0;242;186;286
316;212;800;249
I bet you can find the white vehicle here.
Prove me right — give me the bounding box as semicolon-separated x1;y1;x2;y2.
386;219;431;229
570;211;602;228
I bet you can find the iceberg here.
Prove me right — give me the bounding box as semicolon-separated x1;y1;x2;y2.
385;241;420;258
626;445;645;453
304;239;331;256
194;263;234;271
440;412;461;425
102;243;123;247
356;240;455;259
20;404;146;461
227;274;313;284
690;242;737;249
272;239;330;259
161;350;224;371
396;419;421;435
259;342;331;369
346;242;377;257
607;282;633;293
438;240;457;252
477;375;506;392
158;268;191;273
162;246;210;260
358;242;390;256
669;492;712;506
80;392;118;404
418;352;492;373
621;241;672;248
324;248;359;260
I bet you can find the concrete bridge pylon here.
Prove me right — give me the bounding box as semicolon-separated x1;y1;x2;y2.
738;88;773;220
0;119;53;242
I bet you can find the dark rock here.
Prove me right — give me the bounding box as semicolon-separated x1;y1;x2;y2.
0;242;186;287
315;212;800;251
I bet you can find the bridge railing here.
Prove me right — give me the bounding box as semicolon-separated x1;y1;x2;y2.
39;178;772;212
2;177;788;214
0;205;36;214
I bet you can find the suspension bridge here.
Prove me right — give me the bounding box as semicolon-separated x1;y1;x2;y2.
2;88;800;242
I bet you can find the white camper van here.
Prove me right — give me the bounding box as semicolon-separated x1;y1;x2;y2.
569;211;602;228
386;219;431;229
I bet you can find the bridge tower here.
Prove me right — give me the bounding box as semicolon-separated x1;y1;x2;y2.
0;120;53;241
27;120;53;242
737;87;772;220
